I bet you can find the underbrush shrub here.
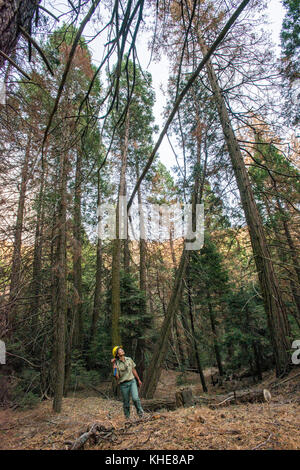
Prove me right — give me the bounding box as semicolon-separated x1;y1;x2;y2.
176;372;188;386
69;355;102;390
12;385;40;410
1;369;40;410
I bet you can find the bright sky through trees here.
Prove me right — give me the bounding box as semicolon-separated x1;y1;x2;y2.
43;1;286;172
43;0;286;173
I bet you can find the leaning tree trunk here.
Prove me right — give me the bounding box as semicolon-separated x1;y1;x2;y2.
197;32;291;377
142;118;208;398
141;249;190;398
0;0;40;69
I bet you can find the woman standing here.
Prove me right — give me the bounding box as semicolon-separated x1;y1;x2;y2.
112;346;144;420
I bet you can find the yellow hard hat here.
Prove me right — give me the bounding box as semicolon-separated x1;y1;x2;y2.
112;346;122;357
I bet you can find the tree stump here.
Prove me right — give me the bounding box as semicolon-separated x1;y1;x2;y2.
175;388;194;408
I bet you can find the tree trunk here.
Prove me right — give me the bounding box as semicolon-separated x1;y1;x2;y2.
279;202;300;286
169;227;186;367
64;307;74;396
142;120;208;397
179;304;195;368
264;198;300;327
187;277;207;392
8;133;31;330
111;110;130;348
141;249;190;398
72;149;83;349
89;171;103;365
173;315;186;367
134;161;147;380
252;341;263;382
0;0;39;69
64;149;83;395
29;152;46;335
197;33;291;376
279;201;300;323
207;290;224;377
123;179;130;272
52;149;68;413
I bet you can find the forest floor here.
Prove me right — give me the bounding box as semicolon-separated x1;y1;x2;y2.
1;367;299;450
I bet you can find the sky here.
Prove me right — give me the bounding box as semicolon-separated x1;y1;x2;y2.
133;0;286;172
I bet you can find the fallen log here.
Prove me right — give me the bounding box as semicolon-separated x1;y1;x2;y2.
209;389;272;408
142;389;212;411
67;415;166;451
69;423;115;450
270;371;300;389
194;395;219;406
141;397;177;412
